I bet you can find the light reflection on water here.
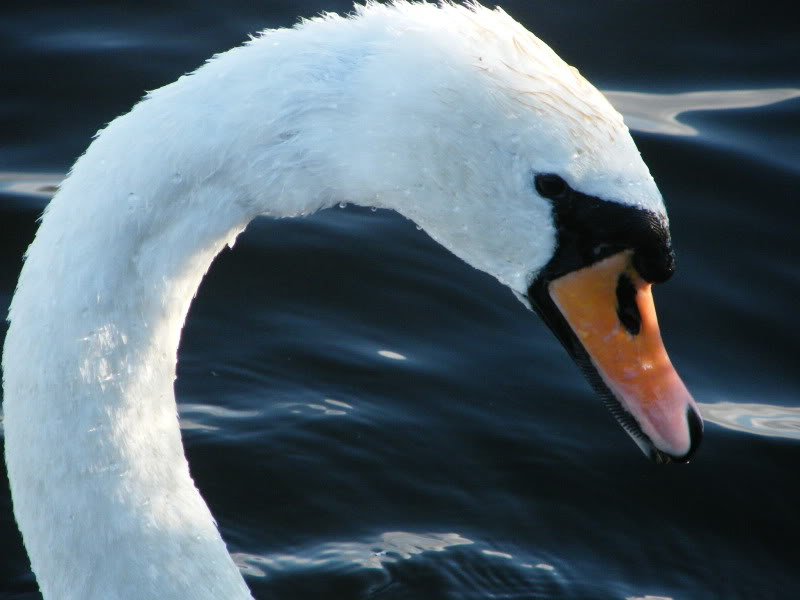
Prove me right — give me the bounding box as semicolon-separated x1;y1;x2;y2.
604;88;800;136
0;171;61;202
178;402;261;431
698;401;800;440
231;532;679;600
273;397;354;416
232;531;474;575
173;399;800;440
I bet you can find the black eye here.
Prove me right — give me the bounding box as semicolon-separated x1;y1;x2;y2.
534;173;569;199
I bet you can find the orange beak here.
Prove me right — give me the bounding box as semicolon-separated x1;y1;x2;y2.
546;250;702;461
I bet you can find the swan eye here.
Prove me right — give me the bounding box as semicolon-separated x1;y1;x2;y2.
534;173;569;199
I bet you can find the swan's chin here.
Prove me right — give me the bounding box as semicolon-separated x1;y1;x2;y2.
529;250;703;462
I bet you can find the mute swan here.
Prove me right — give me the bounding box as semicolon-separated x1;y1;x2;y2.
3;2;703;599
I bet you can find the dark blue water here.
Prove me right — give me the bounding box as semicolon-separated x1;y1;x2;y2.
2;2;799;599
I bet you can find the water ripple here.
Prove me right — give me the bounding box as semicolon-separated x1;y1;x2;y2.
0;171;62;204
698;401;800;440
605;88;800;136
179;402;261;431
232;531;473;576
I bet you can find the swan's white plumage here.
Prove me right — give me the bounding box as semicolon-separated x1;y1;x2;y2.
4;2;663;599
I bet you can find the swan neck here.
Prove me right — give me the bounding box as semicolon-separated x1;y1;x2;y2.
3;145;255;599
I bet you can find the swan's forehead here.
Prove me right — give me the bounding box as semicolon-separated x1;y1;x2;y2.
400;3;666;215
290;1;666;217
468;12;664;214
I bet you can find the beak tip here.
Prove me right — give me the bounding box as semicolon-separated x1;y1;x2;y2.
680;405;704;462
647;406;704;464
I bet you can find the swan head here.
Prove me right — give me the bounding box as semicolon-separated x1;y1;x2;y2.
83;2;700;462
298;2;702;462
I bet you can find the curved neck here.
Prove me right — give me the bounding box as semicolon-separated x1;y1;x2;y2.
3;8;569;595
3;27;414;599
1;73;292;599
3;163;257;598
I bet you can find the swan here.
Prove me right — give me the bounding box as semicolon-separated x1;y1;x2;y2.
2;2;703;598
